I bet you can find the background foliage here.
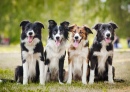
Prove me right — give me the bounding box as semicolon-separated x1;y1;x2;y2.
0;0;130;44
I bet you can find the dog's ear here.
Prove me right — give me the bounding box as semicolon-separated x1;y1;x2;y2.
60;21;70;29
35;22;44;29
92;23;102;31
20;20;30;31
48;20;57;29
83;25;93;34
109;22;118;30
69;24;76;32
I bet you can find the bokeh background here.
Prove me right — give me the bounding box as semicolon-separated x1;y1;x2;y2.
0;0;130;48
0;1;130;91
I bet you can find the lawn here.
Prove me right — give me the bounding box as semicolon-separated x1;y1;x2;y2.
0;46;130;92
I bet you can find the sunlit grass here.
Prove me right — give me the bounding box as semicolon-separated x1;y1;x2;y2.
0;68;130;92
0;45;130;91
0;45;20;53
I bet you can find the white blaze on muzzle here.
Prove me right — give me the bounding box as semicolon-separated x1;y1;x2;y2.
73;33;82;48
27;30;35;43
104;30;111;43
54;29;63;46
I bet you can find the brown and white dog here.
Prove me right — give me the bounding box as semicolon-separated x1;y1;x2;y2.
67;24;93;84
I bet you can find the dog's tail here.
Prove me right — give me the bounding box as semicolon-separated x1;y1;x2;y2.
114;79;125;83
0;65;23;84
0;79;16;83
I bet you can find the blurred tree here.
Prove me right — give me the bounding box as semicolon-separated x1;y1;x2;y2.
107;0;130;37
0;0;129;44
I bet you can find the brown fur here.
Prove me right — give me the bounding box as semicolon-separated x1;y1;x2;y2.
67;24;92;82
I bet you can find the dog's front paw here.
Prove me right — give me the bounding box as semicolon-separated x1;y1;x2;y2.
93;52;100;56
23;81;28;85
104;81;115;84
82;81;87;85
67;80;71;84
59;81;64;85
23;82;28;85
59;79;64;85
108;81;115;84
88;81;94;85
40;82;45;85
82;77;87;85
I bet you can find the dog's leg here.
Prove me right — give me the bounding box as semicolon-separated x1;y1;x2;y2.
44;58;50;85
23;61;28;85
39;60;45;85
107;56;114;84
67;61;72;84
108;64;114;84
44;65;48;84
58;54;65;84
89;69;95;84
89;56;97;84
82;59;88;85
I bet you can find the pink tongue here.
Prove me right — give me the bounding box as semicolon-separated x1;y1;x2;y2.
56;40;60;46
28;36;33;43
73;41;79;47
105;38;111;43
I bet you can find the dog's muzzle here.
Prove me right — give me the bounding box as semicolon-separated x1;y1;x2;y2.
27;30;35;43
104;31;111;43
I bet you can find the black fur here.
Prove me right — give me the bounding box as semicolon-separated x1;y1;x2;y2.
58;51;66;82
48;20;69;40
89;23;118;82
44;20;69;83
18;20;44;84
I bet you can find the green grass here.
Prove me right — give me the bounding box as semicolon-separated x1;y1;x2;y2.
0;45;20;53
0;42;130;92
0;69;129;92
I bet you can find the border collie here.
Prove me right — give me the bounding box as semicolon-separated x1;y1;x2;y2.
89;22;118;84
19;20;44;85
44;20;70;84
67;24;93;84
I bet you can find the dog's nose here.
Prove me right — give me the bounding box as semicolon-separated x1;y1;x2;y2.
106;33;110;37
29;32;33;36
75;36;78;39
56;37;60;40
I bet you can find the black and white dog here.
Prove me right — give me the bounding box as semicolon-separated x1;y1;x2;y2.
19;20;44;85
89;23;118;84
44;20;69;84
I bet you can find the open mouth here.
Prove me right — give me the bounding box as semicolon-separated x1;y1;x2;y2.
28;36;34;43
73;40;80;48
55;40;61;46
105;37;111;43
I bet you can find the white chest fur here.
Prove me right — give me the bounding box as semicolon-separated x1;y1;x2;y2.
22;38;40;54
69;40;89;59
22;38;41;78
93;41;113;74
69;40;89;75
45;39;67;72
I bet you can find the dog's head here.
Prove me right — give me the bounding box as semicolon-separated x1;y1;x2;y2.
20;20;44;43
93;22;118;43
69;24;93;48
48;20;69;46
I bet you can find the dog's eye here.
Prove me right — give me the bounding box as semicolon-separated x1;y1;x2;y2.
33;27;37;30
60;30;64;34
108;26;111;30
53;31;57;34
102;27;105;30
80;31;83;34
73;30;76;33
26;25;30;29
